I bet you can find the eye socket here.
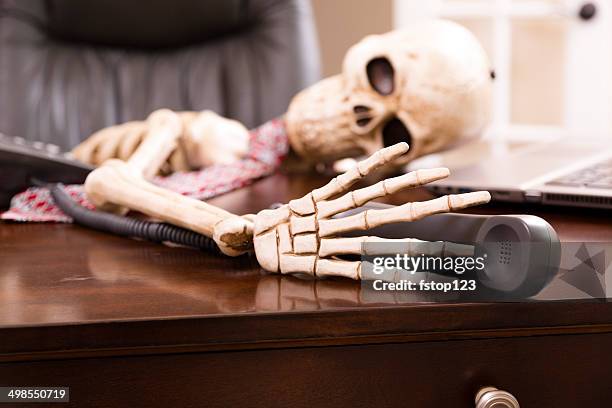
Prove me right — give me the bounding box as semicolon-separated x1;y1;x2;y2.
366;57;395;96
382;117;412;148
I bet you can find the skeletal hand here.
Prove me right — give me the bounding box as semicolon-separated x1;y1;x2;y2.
72;110;250;173
253;143;490;279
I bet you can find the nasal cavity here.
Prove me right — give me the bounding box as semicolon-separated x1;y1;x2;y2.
353;105;372;127
366;57;395;96
382;117;412;148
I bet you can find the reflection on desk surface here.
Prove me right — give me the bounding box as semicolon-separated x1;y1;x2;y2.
2;172;612;326
1;221;611;327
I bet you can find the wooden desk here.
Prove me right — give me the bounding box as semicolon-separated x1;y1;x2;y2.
2;173;612;407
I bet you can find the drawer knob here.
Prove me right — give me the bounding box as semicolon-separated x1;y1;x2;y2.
475;387;520;408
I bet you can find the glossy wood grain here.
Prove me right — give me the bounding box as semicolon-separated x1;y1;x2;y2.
1;172;612;363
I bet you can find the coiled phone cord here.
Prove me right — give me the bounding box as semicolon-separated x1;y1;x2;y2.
48;183;222;254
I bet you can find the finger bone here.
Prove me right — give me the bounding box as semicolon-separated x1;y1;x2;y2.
290;214;317;234
315;259;361;279
311;142;409;201
254;230;279;273
254;205;290;235
316;168;450;219
318;191;490;236
294;233;318;254
280;254;316;275
278;223;293;254
289;193;316;215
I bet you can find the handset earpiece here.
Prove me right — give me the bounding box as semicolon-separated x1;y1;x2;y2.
474;215;560;297
339;203;560;297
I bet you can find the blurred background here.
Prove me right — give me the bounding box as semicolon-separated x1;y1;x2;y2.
314;0;611;142
1;0;610;149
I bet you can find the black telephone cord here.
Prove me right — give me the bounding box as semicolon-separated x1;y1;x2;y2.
48;183;222;254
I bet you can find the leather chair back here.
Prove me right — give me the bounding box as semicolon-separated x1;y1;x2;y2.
0;0;320;149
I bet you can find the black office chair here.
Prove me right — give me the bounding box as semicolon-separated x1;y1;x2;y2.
0;0;320;150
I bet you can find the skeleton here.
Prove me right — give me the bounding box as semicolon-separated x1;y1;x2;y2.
286;19;492;165
73;19;492;172
74;20;493;279
73;110;251;175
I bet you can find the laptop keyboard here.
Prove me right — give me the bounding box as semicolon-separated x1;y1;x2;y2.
547;159;612;189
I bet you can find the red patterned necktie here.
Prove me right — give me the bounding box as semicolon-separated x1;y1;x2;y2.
1;118;289;222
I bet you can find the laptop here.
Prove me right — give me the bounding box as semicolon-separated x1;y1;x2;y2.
427;141;612;209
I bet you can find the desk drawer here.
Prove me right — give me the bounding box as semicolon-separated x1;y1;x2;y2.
2;332;611;407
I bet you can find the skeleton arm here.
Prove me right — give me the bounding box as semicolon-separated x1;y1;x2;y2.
84;109;253;256
73;110;250;173
84;113;490;277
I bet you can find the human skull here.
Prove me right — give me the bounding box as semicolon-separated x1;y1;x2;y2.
285;19;493;166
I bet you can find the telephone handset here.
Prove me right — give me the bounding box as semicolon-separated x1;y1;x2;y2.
340;203;561;298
